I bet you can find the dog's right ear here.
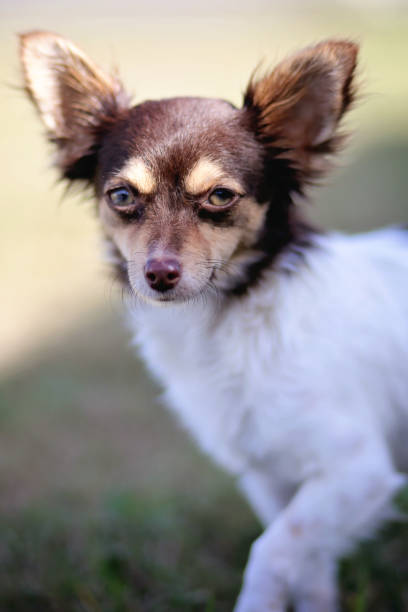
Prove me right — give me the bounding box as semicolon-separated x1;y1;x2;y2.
19;31;130;182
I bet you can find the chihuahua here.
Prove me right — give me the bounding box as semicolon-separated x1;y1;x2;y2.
20;32;408;612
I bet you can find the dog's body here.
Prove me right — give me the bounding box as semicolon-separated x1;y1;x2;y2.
20;32;408;611
134;228;408;486
132;228;408;610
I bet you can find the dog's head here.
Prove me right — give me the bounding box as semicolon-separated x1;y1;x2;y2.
20;32;357;303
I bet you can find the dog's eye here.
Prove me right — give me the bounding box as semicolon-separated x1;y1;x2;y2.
208;188;236;207
108;186;135;208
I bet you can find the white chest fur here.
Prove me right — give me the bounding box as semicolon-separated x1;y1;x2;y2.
129;230;408;488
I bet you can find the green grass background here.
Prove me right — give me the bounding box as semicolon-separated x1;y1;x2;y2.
1;1;408;610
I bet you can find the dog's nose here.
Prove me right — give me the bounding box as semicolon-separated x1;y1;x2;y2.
144;258;181;292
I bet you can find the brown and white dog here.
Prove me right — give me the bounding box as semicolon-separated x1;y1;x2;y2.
20;32;408;612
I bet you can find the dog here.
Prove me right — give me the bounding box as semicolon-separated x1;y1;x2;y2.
20;31;408;612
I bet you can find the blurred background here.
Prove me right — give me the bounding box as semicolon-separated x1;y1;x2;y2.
1;1;408;610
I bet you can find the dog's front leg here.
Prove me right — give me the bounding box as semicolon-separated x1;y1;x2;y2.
239;469;291;526
234;446;404;612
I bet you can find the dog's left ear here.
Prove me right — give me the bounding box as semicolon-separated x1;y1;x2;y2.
19;31;130;182
243;40;358;180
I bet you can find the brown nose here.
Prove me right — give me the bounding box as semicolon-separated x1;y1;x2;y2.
144;258;181;292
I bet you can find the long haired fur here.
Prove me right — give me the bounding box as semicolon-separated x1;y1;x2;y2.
20;32;408;612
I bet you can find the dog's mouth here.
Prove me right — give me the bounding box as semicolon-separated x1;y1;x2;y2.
127;272;216;306
123;255;222;306
131;287;208;306
126;251;261;304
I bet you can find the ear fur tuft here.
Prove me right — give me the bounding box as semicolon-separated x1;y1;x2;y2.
19;31;130;182
244;40;359;181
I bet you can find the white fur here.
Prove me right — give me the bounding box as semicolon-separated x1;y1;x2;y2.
20;30;403;612
129;228;408;612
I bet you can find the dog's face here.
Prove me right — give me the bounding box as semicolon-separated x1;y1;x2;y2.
20;32;358;303
97;97;267;302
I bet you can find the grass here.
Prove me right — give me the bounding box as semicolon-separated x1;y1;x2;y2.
1;310;408;611
0;493;257;612
0;491;408;611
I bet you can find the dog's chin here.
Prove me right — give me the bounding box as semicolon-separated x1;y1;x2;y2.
130;284;212;307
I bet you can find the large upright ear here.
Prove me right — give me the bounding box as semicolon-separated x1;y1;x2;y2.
19;31;130;182
243;40;358;181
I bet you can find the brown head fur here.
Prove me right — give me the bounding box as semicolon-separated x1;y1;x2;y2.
20;32;358;302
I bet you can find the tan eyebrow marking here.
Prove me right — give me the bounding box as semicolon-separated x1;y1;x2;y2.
185;158;244;195
120;158;157;194
185;158;223;194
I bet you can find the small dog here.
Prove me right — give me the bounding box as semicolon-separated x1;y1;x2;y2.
20;32;408;612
